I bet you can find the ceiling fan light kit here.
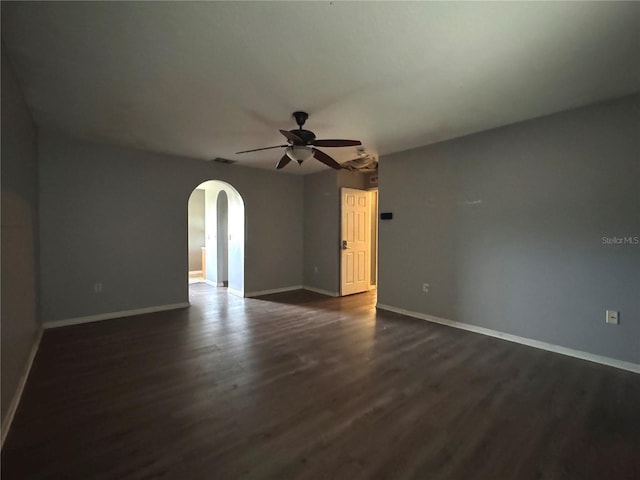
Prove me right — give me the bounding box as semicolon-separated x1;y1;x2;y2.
285;146;314;164
236;111;362;171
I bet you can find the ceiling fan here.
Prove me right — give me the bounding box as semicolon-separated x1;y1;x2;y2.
235;111;362;170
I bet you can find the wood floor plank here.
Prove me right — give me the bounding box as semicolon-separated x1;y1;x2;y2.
2;284;639;479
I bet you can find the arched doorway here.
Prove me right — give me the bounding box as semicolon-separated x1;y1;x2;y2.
187;180;245;296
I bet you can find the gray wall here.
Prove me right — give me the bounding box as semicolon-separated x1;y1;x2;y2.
204;183;220;285
303;170;341;294
303;170;370;294
38;130;303;323
1;43;41;425
378;94;640;364
202;181;241;290
187;189;205;271
337;169;367;190
216;191;228;283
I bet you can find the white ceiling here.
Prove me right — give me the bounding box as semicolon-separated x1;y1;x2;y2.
2;2;639;174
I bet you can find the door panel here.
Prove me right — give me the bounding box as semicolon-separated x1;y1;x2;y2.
341;188;371;296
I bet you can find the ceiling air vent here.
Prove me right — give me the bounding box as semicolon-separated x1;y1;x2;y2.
212;158;236;165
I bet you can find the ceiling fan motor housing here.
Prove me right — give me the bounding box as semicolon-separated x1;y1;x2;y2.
293;111;309;127
289;129;316;145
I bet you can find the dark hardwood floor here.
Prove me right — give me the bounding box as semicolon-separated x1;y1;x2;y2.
2;284;639;479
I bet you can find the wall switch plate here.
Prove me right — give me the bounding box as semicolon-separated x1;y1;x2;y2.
423;283;429;293
606;310;619;325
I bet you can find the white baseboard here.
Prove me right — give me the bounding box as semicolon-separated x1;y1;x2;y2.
203;279;225;287
376;303;640;374
1;327;43;447
245;285;303;297
227;287;244;298
303;285;340;297
43;302;190;329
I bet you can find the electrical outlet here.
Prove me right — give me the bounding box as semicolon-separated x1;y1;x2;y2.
94;282;103;294
606;310;619;325
423;283;429;293
314;266;318;273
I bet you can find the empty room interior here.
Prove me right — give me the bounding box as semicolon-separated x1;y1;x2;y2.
1;2;639;479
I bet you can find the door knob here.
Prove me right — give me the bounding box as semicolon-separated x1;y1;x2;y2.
341;240;348;250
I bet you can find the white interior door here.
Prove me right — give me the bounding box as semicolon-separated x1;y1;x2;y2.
341;188;371;296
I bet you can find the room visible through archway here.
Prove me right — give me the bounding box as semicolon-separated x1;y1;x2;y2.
187;180;245;296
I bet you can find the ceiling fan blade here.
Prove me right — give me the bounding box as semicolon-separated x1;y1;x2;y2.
276;154;291;170
236;145;287;154
279;129;304;145
312;139;362;147
312;148;341;170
